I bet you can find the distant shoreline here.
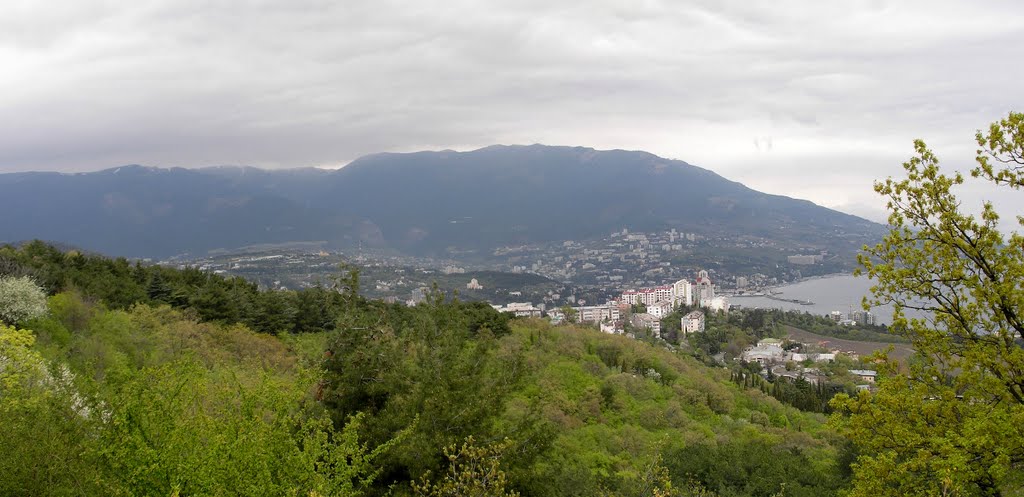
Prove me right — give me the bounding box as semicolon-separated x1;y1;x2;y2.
726;272;905;325
726;272;854;297
767;271;853;293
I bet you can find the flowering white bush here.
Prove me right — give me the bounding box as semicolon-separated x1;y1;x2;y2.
0;276;47;325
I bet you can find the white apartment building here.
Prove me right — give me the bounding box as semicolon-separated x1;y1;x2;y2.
705;296;730;313
791;353;836;362
672;278;693;307
620;278;693;309
630;313;661;338
648;300;673;318
621;285;673;307
498;302;541;318
681;310;705;335
576;303;620;324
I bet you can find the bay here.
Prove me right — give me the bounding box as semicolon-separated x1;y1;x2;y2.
728;273;907;325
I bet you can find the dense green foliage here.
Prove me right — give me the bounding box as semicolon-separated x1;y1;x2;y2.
1;301;390;496
1;243;854;496
831;112;1024;496
767;309;901;343
1;240;342;334
320;270;847;496
730;371;849;415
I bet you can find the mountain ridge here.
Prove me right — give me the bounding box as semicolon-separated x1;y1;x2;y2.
0;144;884;258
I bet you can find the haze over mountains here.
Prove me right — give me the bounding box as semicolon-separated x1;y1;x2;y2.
0;145;885;259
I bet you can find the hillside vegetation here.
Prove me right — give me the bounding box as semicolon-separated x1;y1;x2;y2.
0;242;849;496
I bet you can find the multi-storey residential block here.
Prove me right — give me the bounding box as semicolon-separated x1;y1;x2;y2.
576;303;620;323
648;300;673;318
851;310;877;326
495;302;542;318
681;310;705;335
630;313;661;337
695;270;714;307
621;277;693;309
671;278;693;307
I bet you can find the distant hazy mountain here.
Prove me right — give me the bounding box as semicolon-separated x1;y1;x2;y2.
0;165;353;257
0;145;885;258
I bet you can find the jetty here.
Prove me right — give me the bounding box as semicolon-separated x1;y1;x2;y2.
765;294;815;306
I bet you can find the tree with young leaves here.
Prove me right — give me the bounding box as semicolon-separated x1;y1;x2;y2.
560;304;578;324
831;112;1024;496
0;324;107;496
412;436;520;497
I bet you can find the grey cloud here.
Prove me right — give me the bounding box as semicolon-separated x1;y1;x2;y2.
1;0;1023;219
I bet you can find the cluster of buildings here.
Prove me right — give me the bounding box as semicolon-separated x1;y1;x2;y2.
490;229;706;286
740;338;877;387
494;290;880;388
741;339;834;366
828;309;878;326
488;227;810;305
490;269;729;341
620;271;729;315
555;270;727;338
621;279;691;308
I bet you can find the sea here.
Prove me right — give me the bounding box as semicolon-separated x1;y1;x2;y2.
728;273;909;326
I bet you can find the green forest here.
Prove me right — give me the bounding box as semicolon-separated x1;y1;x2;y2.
2;241;847;497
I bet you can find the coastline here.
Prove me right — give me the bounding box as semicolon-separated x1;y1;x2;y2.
724;272;854;297
765;271;853;293
726;273;897;324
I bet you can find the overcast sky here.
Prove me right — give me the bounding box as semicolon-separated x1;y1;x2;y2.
2;0;1023;222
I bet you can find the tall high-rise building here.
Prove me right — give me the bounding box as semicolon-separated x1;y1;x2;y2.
695;270;714;307
672;279;692;307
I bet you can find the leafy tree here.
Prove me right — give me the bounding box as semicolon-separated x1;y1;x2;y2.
321;270;527;485
0;276;48;325
599;456;722;497
832;111;1024;496
0;324;107;496
97;360;393;497
412;436;520;497
0;324;50;414
561;304;578;323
